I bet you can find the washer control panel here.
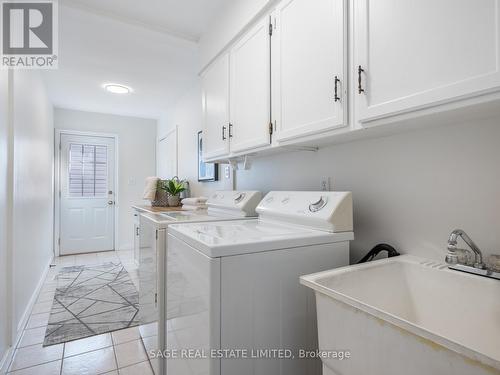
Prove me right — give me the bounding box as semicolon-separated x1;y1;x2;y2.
256;191;353;232
207;191;262;217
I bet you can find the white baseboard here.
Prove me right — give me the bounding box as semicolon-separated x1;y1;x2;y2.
117;243;133;251
0;346;13;375
16;255;53;332
0;255;53;374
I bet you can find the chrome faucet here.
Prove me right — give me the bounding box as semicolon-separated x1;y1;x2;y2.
445;229;500;281
446;229;485;269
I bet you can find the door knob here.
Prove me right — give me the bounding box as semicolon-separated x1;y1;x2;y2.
108;200;114;205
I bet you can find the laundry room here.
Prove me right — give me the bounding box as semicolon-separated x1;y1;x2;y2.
1;1;499;375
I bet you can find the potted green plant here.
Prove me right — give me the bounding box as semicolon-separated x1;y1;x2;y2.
163;179;186;207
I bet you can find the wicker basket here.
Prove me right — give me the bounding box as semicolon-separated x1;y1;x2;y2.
151;190;169;207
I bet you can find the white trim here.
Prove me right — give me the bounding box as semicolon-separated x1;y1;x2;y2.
0;256;52;374
16;258;53;333
116;243;133;252
0;346;12;374
54;129;119;257
158;125;177;142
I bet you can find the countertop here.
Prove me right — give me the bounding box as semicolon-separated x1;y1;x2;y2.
132;205;182;214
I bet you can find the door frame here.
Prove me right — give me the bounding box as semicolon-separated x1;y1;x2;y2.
54;129;119;257
157;125;178;178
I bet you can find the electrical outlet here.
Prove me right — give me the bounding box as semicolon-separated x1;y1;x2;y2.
320;177;331;191
224;165;231;179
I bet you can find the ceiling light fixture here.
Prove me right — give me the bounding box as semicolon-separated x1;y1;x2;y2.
103;83;132;94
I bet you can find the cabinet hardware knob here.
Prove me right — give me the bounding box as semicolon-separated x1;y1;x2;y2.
334;76;341;102
358;65;365;94
222;125;227;140
229;123;233;138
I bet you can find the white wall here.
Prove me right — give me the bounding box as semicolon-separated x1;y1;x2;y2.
236;118;500;263
11;70;54;347
157;82;232;197
54;109;157;250
0;68;11;370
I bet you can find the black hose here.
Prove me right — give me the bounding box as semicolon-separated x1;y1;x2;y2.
357;243;400;264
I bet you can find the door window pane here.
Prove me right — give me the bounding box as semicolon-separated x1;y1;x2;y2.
69;144;108;197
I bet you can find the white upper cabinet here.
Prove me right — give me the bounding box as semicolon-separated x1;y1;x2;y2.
201;0;500;161
273;0;347;142
229;16;272;154
354;0;500;124
202;53;230;160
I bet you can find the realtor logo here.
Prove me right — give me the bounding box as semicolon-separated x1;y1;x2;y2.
1;0;58;69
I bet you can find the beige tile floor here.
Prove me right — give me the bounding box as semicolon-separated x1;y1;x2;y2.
7;250;154;375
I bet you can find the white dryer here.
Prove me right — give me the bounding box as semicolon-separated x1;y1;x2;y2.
165;191;354;375
138;191;262;374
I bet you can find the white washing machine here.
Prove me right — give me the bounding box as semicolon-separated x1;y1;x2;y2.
138;191;262;374
165;191;354;375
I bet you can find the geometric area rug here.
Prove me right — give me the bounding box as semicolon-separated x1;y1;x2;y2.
43;262;139;346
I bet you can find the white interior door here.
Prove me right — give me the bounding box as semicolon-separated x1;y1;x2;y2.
354;0;500;124
229;16;271;153
273;0;347;142
59;134;115;255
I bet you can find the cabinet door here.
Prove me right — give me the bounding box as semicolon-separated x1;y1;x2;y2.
229;16;271;153
354;0;500;124
273;0;347;142
202;53;230;160
138;219;157;326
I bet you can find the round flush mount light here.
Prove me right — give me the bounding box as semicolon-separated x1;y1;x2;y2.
103;83;132;94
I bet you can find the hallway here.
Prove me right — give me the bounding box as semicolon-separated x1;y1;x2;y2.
6;251;156;375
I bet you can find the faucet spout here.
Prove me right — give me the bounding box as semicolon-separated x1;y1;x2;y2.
446;229;484;269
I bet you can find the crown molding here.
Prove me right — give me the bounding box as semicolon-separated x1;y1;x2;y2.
61;0;200;44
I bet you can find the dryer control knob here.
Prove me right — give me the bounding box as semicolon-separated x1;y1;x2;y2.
234;192;246;203
309;196;327;212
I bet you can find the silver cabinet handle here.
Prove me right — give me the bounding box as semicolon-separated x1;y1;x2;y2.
358;65;365;94
334;75;341;102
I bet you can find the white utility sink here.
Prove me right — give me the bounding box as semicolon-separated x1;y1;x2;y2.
300;255;500;375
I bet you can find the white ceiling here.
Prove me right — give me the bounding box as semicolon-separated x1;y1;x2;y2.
42;1;228;119
63;0;227;41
